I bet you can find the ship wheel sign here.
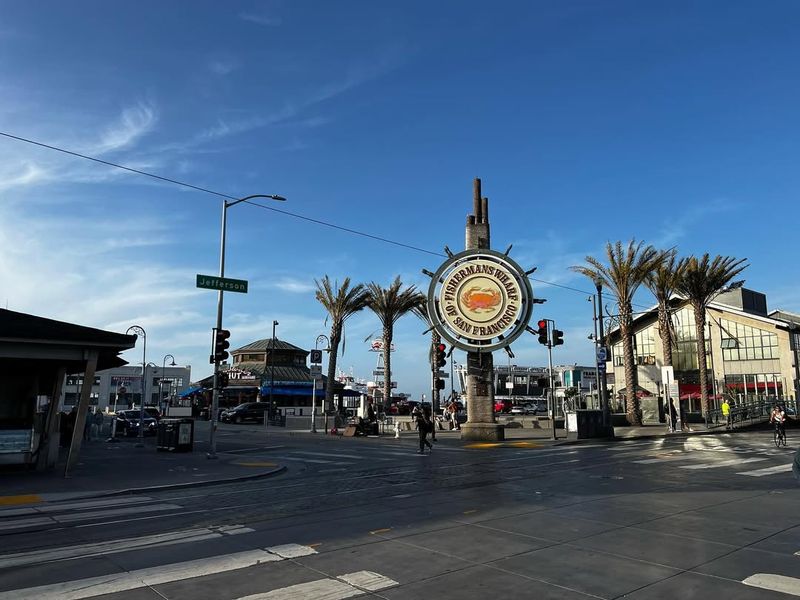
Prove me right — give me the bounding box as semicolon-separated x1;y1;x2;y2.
425;248;535;353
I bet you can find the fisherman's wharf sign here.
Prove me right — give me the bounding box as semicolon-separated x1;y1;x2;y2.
426;249;533;352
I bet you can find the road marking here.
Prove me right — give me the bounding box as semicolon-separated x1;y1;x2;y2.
266;543;317;558
233;462;278;467
338;571;398;591
0;527;221;568
270;455;343;464
680;457;767;470
235;571;398;600
634;454;689;464
743;573;800;596
0;516;53;531
0;549;281;600
737;464;794;477
291;451;365;460
54;502;183;523
0;495;42;506
237;579;359;600
370;528;392;535
31;496;156;513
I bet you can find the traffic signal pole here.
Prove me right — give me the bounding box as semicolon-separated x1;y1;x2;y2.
547;323;556;441
208;199;228;460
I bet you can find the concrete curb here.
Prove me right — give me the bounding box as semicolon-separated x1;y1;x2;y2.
45;465;287;502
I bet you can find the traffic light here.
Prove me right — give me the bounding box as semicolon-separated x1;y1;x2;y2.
536;319;549;345
436;378;445;390
552;329;564;346
434;343;447;368
212;328;231;363
218;371;229;388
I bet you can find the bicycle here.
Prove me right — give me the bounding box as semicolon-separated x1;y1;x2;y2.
773;422;787;448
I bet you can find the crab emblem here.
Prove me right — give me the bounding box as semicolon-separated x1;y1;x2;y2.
461;286;502;313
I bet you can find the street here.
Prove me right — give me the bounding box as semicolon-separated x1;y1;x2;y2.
1;428;799;599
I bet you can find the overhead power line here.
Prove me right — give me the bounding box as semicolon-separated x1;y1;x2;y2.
1;130;649;306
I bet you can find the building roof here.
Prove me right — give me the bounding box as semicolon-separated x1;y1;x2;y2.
0;308;137;372
770;310;800;328
232;362;315;382
0;308;136;347
233;338;306;354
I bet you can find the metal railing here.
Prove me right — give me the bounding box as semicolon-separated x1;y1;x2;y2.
706;398;797;430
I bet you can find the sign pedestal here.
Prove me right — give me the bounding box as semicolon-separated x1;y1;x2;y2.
462;354;504;440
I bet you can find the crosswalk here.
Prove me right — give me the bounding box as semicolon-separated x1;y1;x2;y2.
625;435;795;477
232;444;466;468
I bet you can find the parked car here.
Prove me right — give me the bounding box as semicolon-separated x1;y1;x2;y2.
143;406;162;421
115;409;158;436
220;402;270;424
510;403;536;415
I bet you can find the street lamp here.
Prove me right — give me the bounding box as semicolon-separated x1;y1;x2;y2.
126;325;147;447
312;334;330;433
160;354;176;416
269;320;278;419
209;193;286;460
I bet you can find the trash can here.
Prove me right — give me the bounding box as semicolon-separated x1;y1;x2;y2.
156;418;194;452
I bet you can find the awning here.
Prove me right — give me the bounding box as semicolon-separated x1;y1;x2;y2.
179;386;203;398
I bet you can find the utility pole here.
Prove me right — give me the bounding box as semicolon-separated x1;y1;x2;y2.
596;281;612;435
546;321;556;441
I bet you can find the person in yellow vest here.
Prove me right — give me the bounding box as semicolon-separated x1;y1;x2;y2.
721;398;731;430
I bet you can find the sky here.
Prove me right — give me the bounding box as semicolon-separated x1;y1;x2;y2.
1;1;799;400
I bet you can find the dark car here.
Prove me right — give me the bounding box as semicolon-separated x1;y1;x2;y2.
116;409;158;436
220;402;270;424
143;406;162;421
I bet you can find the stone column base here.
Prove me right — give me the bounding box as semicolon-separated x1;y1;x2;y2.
460;422;505;441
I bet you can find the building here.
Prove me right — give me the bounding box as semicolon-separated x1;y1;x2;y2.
59;364;192;412
189;337;352;417
605;288;796;423
483;363;599;408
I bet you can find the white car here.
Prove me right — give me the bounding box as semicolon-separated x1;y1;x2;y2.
510;404;536;415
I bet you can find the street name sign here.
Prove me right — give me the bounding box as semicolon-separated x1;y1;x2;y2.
310;365;322;376
196;274;248;294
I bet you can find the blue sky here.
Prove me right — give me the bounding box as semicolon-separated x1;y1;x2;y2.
1;1;798;399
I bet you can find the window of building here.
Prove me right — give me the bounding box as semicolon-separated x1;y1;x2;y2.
719;319;778;361
673;307;699;371
634;327;656;365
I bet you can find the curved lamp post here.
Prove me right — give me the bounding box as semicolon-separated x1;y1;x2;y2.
161;354;176;416
209;194;286;460
312;334;330;433
126;325;147;447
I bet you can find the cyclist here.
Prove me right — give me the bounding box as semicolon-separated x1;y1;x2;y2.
770;405;786;443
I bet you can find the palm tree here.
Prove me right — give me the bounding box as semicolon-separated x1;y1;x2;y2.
314;276;370;414
643;250;682;367
674;254;748;417
572;240;662;425
367;277;426;411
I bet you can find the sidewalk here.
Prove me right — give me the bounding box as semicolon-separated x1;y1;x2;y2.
0;435;284;505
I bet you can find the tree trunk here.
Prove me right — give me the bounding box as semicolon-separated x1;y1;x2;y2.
693;302;710;417
325;322;342;414
382;325;392;412
657;303;673;366
431;330;441;408
620;307;641;425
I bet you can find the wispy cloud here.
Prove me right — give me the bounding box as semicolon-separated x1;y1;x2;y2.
273;277;316;294
208;57;240;76
653;198;742;247
90;101;157;155
239;11;282;27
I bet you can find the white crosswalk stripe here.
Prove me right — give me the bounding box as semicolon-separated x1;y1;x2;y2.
680;457;767;470
737;464;794;477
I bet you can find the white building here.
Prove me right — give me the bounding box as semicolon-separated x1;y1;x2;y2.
60;364;192;412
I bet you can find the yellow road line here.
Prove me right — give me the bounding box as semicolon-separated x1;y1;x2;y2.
370;528;392;535
463;510;478;515
0;494;42;506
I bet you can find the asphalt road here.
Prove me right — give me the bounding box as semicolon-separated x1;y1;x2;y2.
1;427;799;599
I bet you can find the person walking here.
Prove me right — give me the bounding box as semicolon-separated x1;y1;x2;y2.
415;407;433;454
91;408;105;440
721;398;731;430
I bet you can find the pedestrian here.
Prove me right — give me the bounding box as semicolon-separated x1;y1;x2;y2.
424;405;436;443
721;398;731;430
92;408;105;440
416;408;433;454
83;407;92;441
669;399;677;432
447;398;460;430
